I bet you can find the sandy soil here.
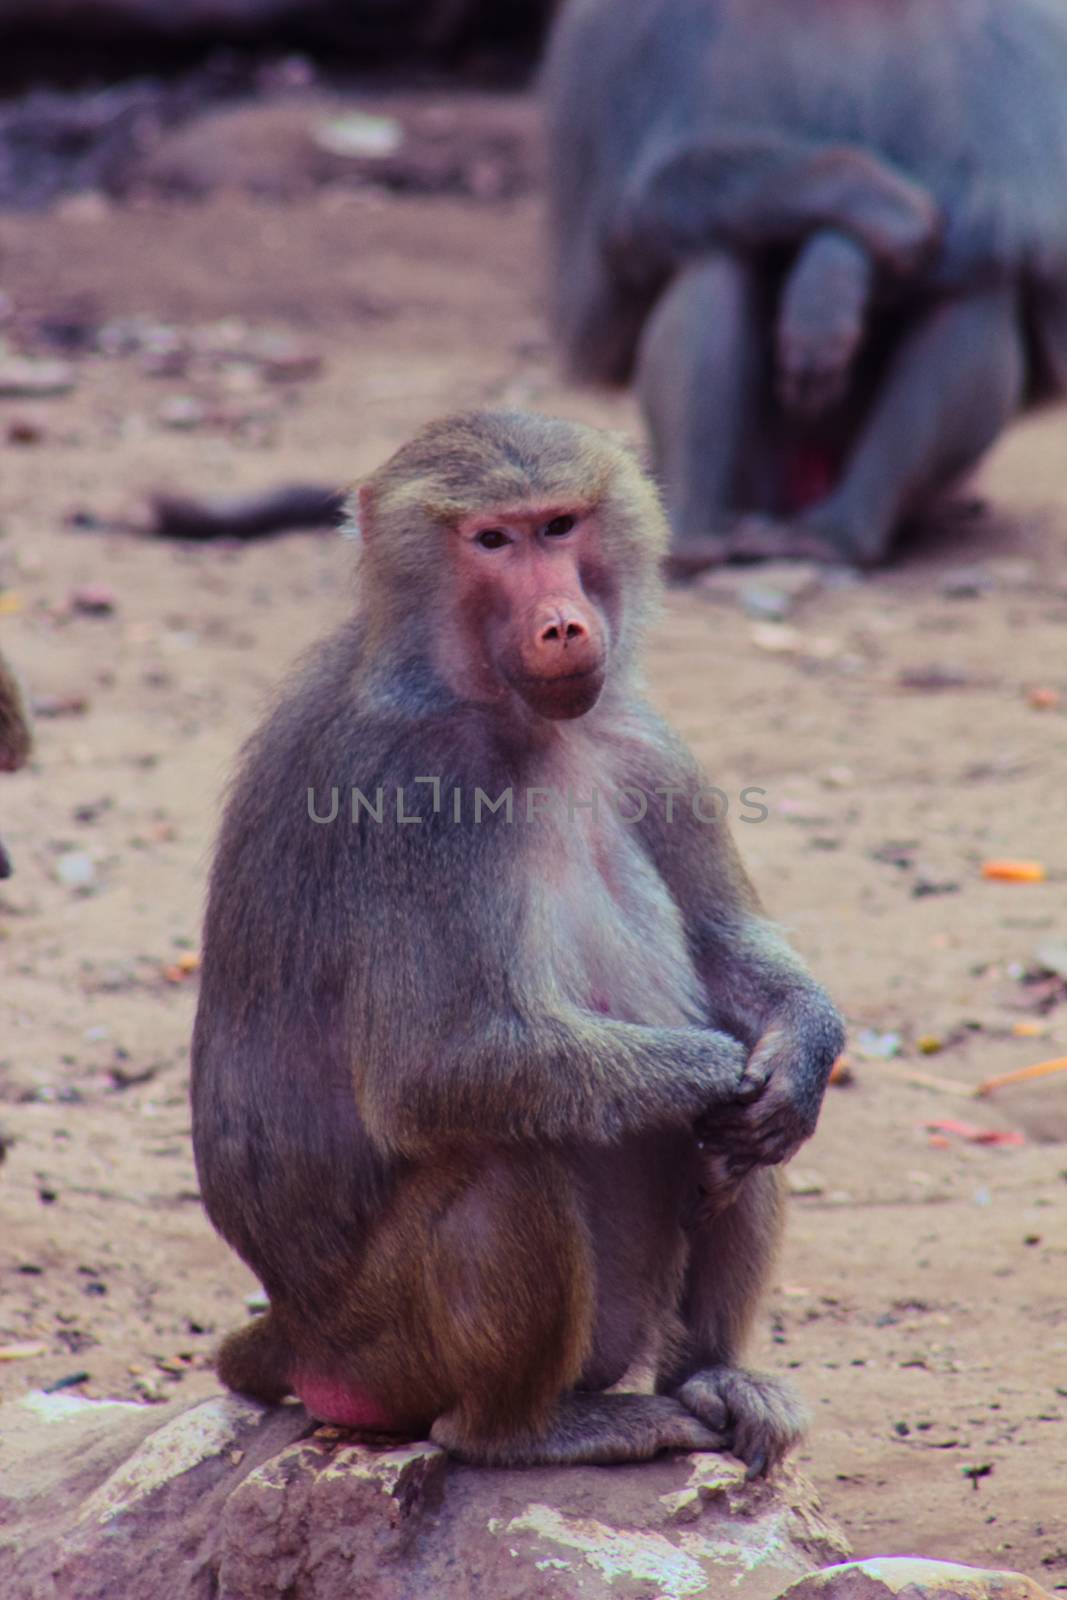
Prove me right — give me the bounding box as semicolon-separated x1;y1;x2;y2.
0;89;1065;1585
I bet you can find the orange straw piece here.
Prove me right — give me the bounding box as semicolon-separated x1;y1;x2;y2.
981;860;1047;883
976;1057;1067;1097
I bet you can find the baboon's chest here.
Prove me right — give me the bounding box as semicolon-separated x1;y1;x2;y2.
526;795;705;1029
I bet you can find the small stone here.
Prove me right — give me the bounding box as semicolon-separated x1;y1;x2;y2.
157;396;206;430
738;562;823;620
787;1169;826;1197
741;584;794;621
69;585;116;617
7;414;45;445
983;557;1038;589
245;333;323;383
313;111;404;159
939;565;993;598
855;1028;904;1060
899;665;981;691
0;358;76;398
130;1375;169;1404
55;852;96;891
912;876;960;899
1034;943;1067;982
750;621;802;653
31;693;89;719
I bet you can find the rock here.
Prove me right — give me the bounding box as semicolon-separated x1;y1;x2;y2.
30;692;89;719
853;1028;903;1061
313;110;405;159
244;331;322;383
7;412;46;444
0;1391;312;1600
55;850;96;890
1035;942;1067;982
743;584;796;621
787;1169;827;1197
69;584;117;616
157;394;206;429
700;561;823;620
0;357;75;397
741;562;825;621
750;622;804;654
0;1389;850;1600
939;565;994;599
981;557;1038;590
778;1556;1054;1600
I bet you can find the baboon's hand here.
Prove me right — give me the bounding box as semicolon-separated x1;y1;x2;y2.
695;1012;842;1177
669;1027;750;1127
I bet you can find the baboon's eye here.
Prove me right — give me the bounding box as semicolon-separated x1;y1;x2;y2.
476;528;510;550
544;514;577;538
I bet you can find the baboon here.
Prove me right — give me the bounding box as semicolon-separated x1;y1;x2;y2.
0;652;32;879
544;0;1067;568
192;410;844;1473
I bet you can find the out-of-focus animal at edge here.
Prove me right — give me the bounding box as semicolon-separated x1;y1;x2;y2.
0;650;31;879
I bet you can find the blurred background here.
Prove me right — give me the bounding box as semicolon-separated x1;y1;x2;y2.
0;3;1065;1586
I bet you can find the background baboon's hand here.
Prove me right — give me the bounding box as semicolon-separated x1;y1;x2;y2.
828;149;942;277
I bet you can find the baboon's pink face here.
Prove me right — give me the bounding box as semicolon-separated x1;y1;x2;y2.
449;502;612;720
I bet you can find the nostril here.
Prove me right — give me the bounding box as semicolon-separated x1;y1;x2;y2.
536;612;592;650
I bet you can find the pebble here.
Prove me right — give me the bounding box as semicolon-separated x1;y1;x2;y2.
983;557;1038;589
787;1169;826;1197
69;585;116;617
939;565;993;599
1034;943;1067;981
0;358;76;398
55;851;95;890
31;693;89;719
7;414;45;445
855;1028;904;1060
313;111;404;159
157;395;206;430
245;332;323;383
703;560;824;621
749;622;803;653
741;584;794;621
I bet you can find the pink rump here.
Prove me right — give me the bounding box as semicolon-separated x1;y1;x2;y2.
293;1373;400;1430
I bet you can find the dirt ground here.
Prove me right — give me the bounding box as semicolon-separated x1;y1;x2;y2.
1;88;1065;1586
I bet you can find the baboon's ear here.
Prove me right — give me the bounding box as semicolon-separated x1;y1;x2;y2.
343;482;376;543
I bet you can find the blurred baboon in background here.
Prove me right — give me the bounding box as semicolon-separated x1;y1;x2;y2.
544;0;1067;569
